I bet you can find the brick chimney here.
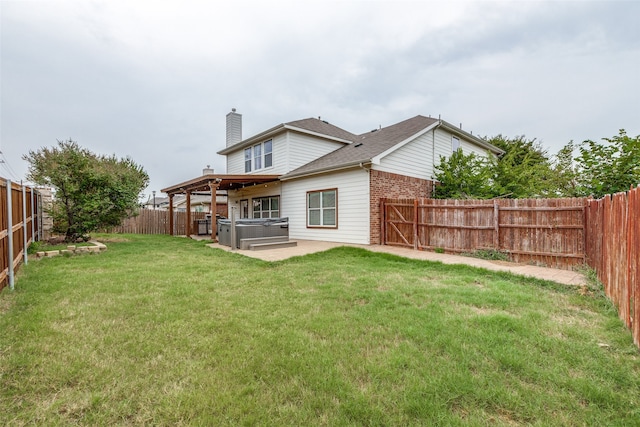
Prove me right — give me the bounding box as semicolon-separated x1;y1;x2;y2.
226;108;242;147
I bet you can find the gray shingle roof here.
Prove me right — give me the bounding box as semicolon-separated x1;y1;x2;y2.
281;115;439;179
218;117;356;155
285;118;358;142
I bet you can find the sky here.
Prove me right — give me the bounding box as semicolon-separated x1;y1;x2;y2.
2;0;639;201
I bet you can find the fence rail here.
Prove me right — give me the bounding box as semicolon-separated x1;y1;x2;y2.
381;197;587;270
585;186;639;347
0;178;42;291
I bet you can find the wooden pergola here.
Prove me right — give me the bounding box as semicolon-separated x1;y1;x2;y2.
161;174;280;241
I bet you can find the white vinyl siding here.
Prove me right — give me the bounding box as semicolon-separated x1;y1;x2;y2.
227;149;245;175
375;128;495;181
433;128;453;163
284;132;345;173
281;168;370;244
460;139;490;157
373;131;435;179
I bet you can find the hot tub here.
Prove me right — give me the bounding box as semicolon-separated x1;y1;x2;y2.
217;217;289;248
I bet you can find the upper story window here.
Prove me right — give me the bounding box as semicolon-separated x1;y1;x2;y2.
452;136;461;152
244;140;273;173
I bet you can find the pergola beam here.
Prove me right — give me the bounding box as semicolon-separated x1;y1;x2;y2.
209;180;221;241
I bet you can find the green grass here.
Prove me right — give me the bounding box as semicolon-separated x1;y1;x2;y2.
2;234;639;426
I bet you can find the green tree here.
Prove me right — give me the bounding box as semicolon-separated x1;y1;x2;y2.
24;139;149;242
575;129;640;198
433;149;493;199
434;135;580;199
551;140;579;197
487;135;557;198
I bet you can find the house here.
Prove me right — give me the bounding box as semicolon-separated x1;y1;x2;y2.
161;109;503;244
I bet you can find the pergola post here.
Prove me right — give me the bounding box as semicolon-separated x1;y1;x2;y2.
209;181;220;241
186;191;192;236
169;194;174;236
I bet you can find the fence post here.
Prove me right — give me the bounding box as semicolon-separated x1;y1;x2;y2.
7;179;14;290
22;184;28;265
413;198;418;250
37;191;43;241
493;199;499;250
169;194;174;236
31;187;36;242
380;198;386;245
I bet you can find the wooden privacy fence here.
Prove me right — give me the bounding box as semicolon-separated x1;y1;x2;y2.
381;197;587;270
585;186;640;347
108;210;208;236
0;178;42;291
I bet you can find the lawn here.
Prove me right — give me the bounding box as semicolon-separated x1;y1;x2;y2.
1;234;639;426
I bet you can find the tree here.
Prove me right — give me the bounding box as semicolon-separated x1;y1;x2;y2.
23;139;149;241
487;135;557;198
551;140;579;197
575;129;640;198
433;149;493;199
433;135;581;199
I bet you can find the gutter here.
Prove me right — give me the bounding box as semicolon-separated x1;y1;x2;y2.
280;160;373;181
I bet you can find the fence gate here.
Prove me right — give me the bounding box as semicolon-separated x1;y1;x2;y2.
381;198;417;249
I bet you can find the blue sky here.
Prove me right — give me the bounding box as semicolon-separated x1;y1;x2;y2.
2;0;639;199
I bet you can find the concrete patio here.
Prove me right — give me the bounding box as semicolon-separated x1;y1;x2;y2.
203;238;586;286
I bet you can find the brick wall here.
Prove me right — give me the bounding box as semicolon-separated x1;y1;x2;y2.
369;169;434;244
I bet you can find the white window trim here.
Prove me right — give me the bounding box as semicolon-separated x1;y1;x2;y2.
252;196;280;218
245;139;273;173
452;136;461;152
307;188;337;228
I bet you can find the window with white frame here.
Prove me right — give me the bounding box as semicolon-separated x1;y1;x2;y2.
244;140;273;172
452;136;461;152
253;196;279;218
264;140;273;168
307;189;337;228
244;148;252;172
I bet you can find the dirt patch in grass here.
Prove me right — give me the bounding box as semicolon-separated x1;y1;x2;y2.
94;236;129;243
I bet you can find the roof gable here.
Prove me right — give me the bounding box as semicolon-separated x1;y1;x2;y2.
280;116;440;179
217;117;355;155
280;116;505;180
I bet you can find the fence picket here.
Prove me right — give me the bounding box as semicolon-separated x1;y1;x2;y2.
108;210;209;236
382;197;587;270
0;177;41;291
